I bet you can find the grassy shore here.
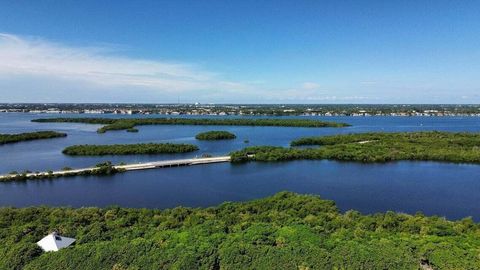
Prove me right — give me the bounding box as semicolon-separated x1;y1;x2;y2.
0;131;66;145
1;191;478;269
31;117;350;133
231;131;480;163
62;143;199;156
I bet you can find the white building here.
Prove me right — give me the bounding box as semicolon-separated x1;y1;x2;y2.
37;232;76;252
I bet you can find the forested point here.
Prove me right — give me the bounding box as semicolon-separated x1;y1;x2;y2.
231;131;480;163
195;131;236;140
0;131;67;145
1;191;478;269
31;117;350;133
62;143;199;156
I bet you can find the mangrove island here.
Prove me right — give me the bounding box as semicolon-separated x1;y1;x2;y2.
0;131;67;145
62;143;199;156
31;117;350;133
195;130;236;140
231;131;480;164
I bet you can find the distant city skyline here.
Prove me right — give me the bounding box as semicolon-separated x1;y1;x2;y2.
1;1;479;103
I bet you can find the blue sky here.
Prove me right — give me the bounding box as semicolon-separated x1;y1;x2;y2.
0;0;479;103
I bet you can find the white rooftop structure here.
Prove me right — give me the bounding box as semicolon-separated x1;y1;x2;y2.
36;232;76;252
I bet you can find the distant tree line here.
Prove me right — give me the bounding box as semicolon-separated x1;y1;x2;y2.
31;117;350;133
231;131;480;163
0;131;66;145
195;131;236;140
0;191;478;269
62;143;199;156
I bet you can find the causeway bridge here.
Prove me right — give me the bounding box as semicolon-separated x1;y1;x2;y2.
116;156;231;171
0;156;232;180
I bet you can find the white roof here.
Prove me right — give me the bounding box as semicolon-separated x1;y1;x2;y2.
36;232;76;252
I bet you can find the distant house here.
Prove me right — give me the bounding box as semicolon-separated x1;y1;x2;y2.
36;232;76;252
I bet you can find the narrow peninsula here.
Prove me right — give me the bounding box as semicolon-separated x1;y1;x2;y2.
0;131;67;145
195;131;236;140
62;143;199;156
31;117;350;133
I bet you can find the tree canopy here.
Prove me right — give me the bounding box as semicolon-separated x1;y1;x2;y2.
0;192;478;269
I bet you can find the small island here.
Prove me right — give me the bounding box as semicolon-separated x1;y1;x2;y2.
31;117;350;133
0;131;67;145
195;131;236;140
62;143;199;156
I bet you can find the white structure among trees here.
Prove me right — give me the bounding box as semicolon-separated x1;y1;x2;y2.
36;232;76;252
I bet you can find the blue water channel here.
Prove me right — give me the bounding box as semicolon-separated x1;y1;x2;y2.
1;113;479;220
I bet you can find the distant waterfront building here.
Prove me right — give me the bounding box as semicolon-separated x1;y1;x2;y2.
84;109;104;114
37;232;76;252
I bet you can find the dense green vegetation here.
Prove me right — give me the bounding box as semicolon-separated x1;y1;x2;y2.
231;131;480;163
31;117;350;133
0;162;124;182
0;192;478;269
0;131;66;145
195;131;236;140
62;143;199;156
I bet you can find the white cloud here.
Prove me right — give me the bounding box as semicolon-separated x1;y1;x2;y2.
2;33;478;103
255;82;381;103
301;82;320;90
0;33;248;95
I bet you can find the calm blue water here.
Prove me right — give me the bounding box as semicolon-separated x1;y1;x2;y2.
1;113;480;220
